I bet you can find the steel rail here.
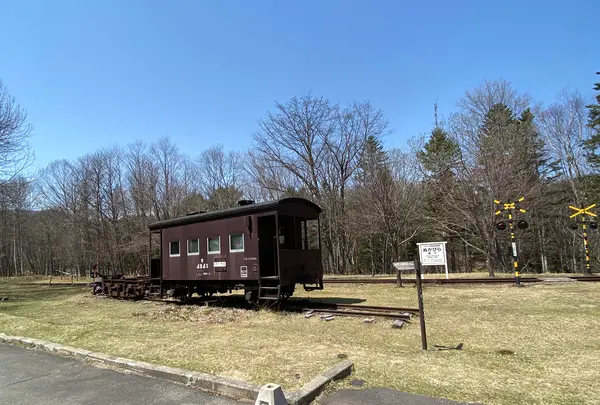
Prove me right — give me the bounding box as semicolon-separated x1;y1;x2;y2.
300;307;413;321
323;277;544;284
286;299;419;314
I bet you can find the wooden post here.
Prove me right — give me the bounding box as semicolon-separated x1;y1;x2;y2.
396;269;403;287
414;255;428;351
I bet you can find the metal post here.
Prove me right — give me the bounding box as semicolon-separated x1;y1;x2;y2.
495;197;527;286
508;209;520;286
414;255;427;351
582;216;590;274
569;204;596;274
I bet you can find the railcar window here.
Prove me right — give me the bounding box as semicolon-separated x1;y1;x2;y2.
188;238;199;255
230;233;244;252
307;219;319;249
278;215;301;249
208;236;220;254
169;241;180;257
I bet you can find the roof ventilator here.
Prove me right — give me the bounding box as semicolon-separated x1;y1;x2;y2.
185;210;206;216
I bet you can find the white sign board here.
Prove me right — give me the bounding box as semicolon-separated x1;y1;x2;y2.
417;241;449;279
392;260;423;279
392;261;415;271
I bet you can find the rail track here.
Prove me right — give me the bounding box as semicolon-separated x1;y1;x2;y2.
283;300;418;321
323;275;600;285
323;277;545;285
567;275;600;282
151;294;417;321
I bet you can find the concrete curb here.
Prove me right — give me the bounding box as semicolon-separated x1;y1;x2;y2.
287;360;354;405
0;333;353;404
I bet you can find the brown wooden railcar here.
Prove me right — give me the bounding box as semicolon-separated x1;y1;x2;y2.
143;197;324;302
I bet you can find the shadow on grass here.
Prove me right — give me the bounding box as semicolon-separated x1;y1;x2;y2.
288;297;366;305
158;294;367;313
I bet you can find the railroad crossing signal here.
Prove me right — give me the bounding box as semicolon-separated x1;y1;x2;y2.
569;204;597;219
494;197;528;286
569;204;597;274
494;197;527;215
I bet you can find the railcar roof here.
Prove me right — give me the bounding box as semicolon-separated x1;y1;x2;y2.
148;197;321;230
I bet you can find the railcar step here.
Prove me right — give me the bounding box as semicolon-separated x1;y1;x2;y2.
260;276;280;280
260;286;280;290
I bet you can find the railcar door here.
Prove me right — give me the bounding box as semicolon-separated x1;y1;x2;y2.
257;215;278;277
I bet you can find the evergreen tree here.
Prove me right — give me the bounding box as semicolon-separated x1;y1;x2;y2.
517;107;552;181
416;124;466;275
417;127;460;181
356;135;388;186
476;103;549;194
584;72;600;169
478;104;517;164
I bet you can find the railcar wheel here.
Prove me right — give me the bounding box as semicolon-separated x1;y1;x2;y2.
280;285;294;301
173;286;192;302
178;290;192;303
245;289;258;305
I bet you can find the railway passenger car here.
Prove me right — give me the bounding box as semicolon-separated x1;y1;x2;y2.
96;197;324;303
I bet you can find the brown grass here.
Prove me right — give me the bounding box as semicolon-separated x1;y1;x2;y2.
1;278;599;405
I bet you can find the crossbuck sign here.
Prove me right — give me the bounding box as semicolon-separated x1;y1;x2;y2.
417;241;449;279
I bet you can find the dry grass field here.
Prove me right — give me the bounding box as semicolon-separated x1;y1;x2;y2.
1;277;599;405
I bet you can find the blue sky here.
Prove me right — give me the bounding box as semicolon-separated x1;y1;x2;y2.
0;0;598;172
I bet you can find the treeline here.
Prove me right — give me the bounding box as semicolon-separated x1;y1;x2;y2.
1;74;599;277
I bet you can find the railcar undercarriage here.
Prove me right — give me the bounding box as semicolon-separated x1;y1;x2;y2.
92;274;320;304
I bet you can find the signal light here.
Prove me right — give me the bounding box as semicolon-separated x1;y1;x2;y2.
517;220;529;230
570;223;579;230
591;221;598;229
496;221;506;231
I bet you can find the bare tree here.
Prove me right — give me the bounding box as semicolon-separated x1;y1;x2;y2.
251;94;334;200
126;140;155;218
250;94;390;273
196;144;245;210
538;89;595;273
149;136;188;220
245;150;304;200
0;79;34;185
539;88;591;201
38;159;83;275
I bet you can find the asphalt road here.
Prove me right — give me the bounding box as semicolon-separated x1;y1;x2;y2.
0;344;244;405
319;388;484;405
